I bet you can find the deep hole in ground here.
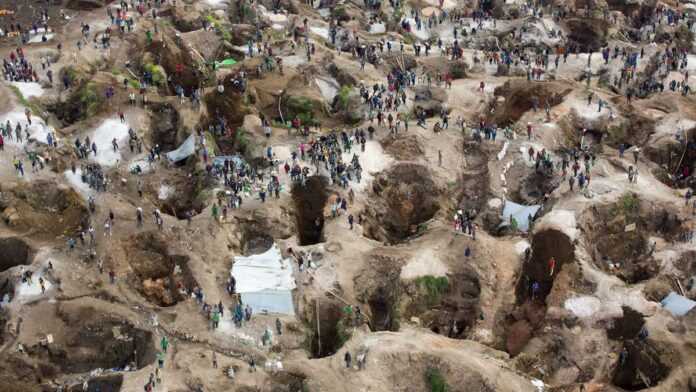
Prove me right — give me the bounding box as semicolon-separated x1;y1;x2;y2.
504;229;574;356
309;300;346;358
149;102;181;152
515;229;575;304
67;374;123;392
406;268;482;338
124;231;198;306
240;224;274;255
157;171;213;219
292;176;329;246
612;340;671;391
27;305;156;374
355;255;402;332
362;163;440;244
607;306;646;341
487;80;571;127
0;181;89;237
505;162;562;205
564;18;608;52
0;237;33;272
269;371;309;392
581;196;685;284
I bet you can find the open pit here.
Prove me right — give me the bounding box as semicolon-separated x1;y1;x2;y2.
612;340;671;391
354;255;402;332
488;80;571;127
362;164;440;244
124;231;198;306
0;237;33;273
308;300;347;358
67;374;124;392
581;195;686;283
292;176;329;246
157;171;213;219
0;181;88;237
405;268;482;338
564;18;608;52
150;102;182;152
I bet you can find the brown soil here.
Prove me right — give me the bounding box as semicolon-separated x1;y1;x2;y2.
581;197;686;283
307;299;346;358
488;80;571;127
380;134;424;160
354;255;402;332
607;306;646;341
123;231;198;306
145;27;206;92
0;181;88;237
157;171;214;219
406;267;481;338
362;163;440;244
564;18;608;52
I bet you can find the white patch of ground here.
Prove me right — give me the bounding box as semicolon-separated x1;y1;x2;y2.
0;109;53;145
400;248;449;280
10;81;44;98
16;273;52;301
315;77;339;102
534;209;579;240
369;23;386;34
342;140;393;191
515;240;530;254
89;118;130;167
403;18;430;40
282;55;307;67
158;184;174;200
64;169;94;199
310;26;330;40
564;296;602;318
28;33;54;43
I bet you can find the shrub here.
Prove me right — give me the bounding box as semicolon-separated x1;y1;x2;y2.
425;368;449;392
415;276;449;306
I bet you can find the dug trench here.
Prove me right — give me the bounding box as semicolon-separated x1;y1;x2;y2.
156;170;214;219
505;229;575;356
292;176;329;246
0;237;33;273
123;231;198;306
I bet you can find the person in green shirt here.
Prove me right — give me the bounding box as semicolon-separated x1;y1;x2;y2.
160;336;168;353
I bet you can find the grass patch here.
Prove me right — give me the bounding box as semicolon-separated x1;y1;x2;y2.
336;85;352;110
284;96;321;126
415;276;449;306
7;85;44;120
425;368;449;392
143;63;166;86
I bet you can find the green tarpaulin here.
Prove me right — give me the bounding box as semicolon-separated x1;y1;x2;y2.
214;58;237;69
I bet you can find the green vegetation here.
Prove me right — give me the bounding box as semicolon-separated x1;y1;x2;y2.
284;96;320;126
206;13;232;42
143;63;166;85
234;127;250;153
336;85;352;110
415;276;449;306
331;6;349;21
425;368;449;392
78;82;104;118
619;192;639;214
7;85;43;120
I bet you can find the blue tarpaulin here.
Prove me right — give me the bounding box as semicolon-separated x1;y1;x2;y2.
501;200;541;232
661;292;696;316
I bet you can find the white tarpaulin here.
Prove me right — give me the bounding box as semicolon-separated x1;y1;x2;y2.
165;134;196;162
501;200;541;232
231;244;296;315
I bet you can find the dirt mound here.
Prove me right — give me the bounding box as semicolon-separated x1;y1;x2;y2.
581;195;685;283
488;80;571;127
380;135;424;160
292;176;329;246
564;18;608;52
612;340;671;391
0;237;33;272
0;181;88;237
150;102;182;151
362;164;440;244
170;5;203;32
123;231;197;306
142;27;206;92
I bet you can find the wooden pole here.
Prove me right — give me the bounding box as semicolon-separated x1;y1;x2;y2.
315;298;321;357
